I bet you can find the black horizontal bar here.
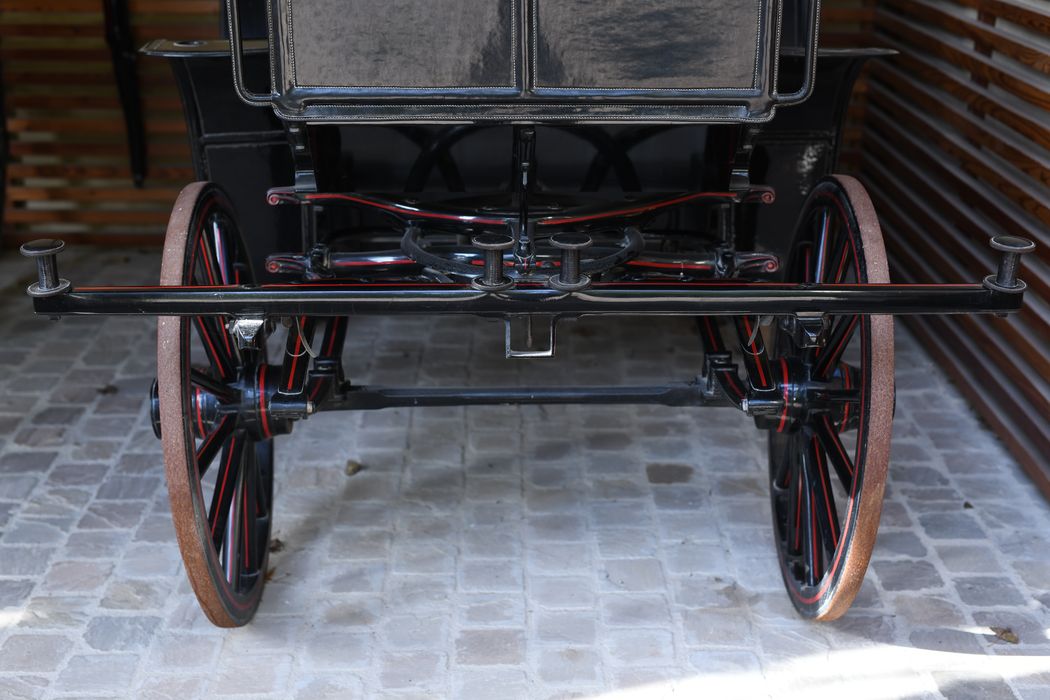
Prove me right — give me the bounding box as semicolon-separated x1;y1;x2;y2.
31;282;1022;318
320;383;729;410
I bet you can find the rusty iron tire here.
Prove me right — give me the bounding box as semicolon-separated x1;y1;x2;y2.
768;174;894;621
158;182;273;627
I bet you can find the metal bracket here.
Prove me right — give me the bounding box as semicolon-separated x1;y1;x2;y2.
781;312;829;349
505;314;556;359
702;352;735;397
229;316;267;349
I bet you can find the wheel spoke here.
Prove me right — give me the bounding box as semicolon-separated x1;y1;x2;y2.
813;210;832;283
814;314;859;380
194;316;236;380
190;368;237;403
772;434;792;489
240;443;259;577
210;216;235;285
827;232;851;284
223;472;243;588
208;433;244;552
788;435;803;556
800;461;818;586
815;415;855;493
196;416;235;478
839;361;854;428
807;436;841;551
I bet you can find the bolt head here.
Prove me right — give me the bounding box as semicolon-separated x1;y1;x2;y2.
20;239;65;258
472;233;515;251
550;233;592;251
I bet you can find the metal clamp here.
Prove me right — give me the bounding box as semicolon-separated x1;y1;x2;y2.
505;315;556;359
20;239;71;298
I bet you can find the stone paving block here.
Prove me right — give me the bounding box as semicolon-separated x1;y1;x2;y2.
380;651;446;690
84;615;161;651
56;653;139;693
459;559;524;592
454;669;531;700
0;676;48;700
530;576;597;610
535;611;596;644
683;609;752;647
0;634;74;672
303;631;372;669
536;647;601;685
456;628;526;665
42;560;113;592
954;576;1027;607
209;653;292;695
602;558;665;591
607;629;675;666
149;633;221;669
526;542;593;575
17;596;93;630
460;594;526;626
137;677;207;700
872;560;944;591
381;613;447;649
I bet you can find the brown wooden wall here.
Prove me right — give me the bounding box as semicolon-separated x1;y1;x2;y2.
859;0;1050;498
0;0;220;245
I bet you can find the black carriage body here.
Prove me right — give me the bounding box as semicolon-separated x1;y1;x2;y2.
147;39;878;275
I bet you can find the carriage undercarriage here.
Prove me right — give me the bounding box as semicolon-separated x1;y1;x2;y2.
20;0;1036;627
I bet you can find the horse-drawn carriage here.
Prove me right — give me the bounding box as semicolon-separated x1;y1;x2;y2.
22;0;1033;626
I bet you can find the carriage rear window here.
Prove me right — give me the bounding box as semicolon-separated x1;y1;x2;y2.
533;0;763;92
287;0;517;89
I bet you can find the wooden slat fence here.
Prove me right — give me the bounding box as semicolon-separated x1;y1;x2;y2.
0;0;220;244
862;0;1050;497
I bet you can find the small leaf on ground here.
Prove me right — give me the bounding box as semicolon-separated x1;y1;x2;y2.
990;626;1019;644
269;538;285;553
345;460;365;477
96;385;119;395
265;567;277;582
963;501;974;509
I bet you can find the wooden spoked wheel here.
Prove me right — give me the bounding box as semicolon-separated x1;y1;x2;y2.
768;175;894;621
157;182;275;627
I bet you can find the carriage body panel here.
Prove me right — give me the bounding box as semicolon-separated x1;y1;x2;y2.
251;0;804;122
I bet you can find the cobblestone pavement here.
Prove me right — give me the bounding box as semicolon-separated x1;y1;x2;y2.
0;248;1048;700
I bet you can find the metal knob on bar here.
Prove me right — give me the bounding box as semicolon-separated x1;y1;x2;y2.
984;235;1036;294
548;233;592;292
20;239;71;297
470;233;514;292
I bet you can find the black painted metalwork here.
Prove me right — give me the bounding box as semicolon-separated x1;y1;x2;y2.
985;235;1037;294
20;240;70;298
320;382;729;411
27;282;1024;318
102;0;147;186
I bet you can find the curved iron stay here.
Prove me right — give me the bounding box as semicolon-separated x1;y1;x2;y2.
103;0;147;186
